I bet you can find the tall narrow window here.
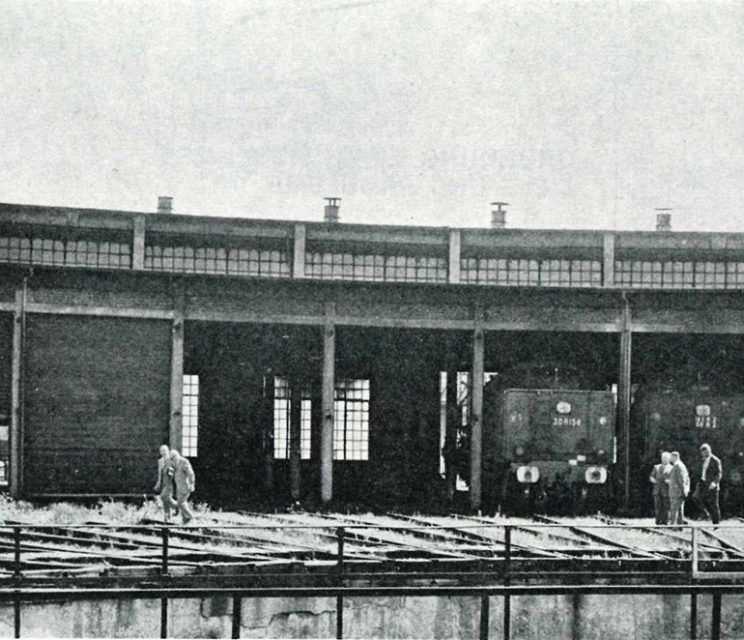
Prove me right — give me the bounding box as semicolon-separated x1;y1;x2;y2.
333;379;370;461
439;371;498;484
273;376;312;459
0;423;8;485
181;375;199;457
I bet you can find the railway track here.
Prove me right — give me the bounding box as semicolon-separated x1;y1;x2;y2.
0;512;740;583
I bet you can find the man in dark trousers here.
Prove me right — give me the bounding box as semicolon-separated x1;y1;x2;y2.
649;451;672;524
170;449;196;525
694;443;722;524
153;444;176;522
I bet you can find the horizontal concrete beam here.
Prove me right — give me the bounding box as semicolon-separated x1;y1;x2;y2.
5;301;744;333
25;303;173;320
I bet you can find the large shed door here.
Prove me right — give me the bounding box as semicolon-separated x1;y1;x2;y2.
23;315;170;495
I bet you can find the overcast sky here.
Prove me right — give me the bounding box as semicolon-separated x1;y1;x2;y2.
2;0;744;231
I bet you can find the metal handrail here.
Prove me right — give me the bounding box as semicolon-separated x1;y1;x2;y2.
1;520;736;640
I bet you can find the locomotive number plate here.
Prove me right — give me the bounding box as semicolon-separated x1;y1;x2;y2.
553;416;582;427
695;404;717;428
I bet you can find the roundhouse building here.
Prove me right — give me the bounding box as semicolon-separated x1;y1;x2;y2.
1;200;744;511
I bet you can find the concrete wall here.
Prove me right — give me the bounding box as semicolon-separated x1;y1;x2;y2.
0;592;738;639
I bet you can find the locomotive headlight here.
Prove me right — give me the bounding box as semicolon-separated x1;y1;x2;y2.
515;446;525;457
598;417;607;426
516;466;539;484
585;466;607;484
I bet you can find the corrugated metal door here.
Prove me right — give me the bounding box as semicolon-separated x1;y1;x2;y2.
23;315;170;494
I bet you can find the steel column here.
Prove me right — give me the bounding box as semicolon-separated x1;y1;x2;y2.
618;296;632;510
470;317;485;512
169;312;184;450
321;303;336;504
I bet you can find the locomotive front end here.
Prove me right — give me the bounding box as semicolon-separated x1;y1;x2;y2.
496;388;616;515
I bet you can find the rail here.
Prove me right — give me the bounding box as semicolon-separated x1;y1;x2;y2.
0;520;741;639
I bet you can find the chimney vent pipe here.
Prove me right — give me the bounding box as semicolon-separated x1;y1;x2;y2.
157;196;173;214
491;202;508;229
655;208;672;231
324;197;341;223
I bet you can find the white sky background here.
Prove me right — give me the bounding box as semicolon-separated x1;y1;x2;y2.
2;0;744;231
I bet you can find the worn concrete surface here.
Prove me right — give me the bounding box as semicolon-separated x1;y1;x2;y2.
0;591;735;638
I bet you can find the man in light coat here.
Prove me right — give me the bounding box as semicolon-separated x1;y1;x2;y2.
693;443;722;525
169;449;196;525
669;451;690;525
153;444;176;522
649;451;672;525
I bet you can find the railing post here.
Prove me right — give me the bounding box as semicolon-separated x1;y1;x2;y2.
161;526;169;575
14;526;21;578
232;595;242;639
161;526;169;639
503;526;511;640
479;595;490;640
712;592;721;640
337;527;345;639
690;525;699;640
14;525;21;638
160;598;168;639
690;591;697;640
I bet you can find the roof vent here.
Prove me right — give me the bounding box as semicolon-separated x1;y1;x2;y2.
491;202;508;229
655;208;672;231
324;197;341;223
157;196;173;214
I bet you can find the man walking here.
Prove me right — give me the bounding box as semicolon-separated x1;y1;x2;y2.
669;451;690;525
649;451;672;524
694;443;722;525
170;449;196;525
153;444;176;522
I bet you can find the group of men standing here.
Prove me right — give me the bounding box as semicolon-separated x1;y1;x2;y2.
154;445;196;524
650;443;722;525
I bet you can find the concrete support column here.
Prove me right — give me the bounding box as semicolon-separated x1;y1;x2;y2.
470;314;485;512
448;229;461;284
289;379;302;501
10;289;23;498
445;338;459;501
169;311;184;449
320;303;336;504
293;223;306;279
618;296;632;510
603;233;615;287
132;215;146;270
263;376;275;496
